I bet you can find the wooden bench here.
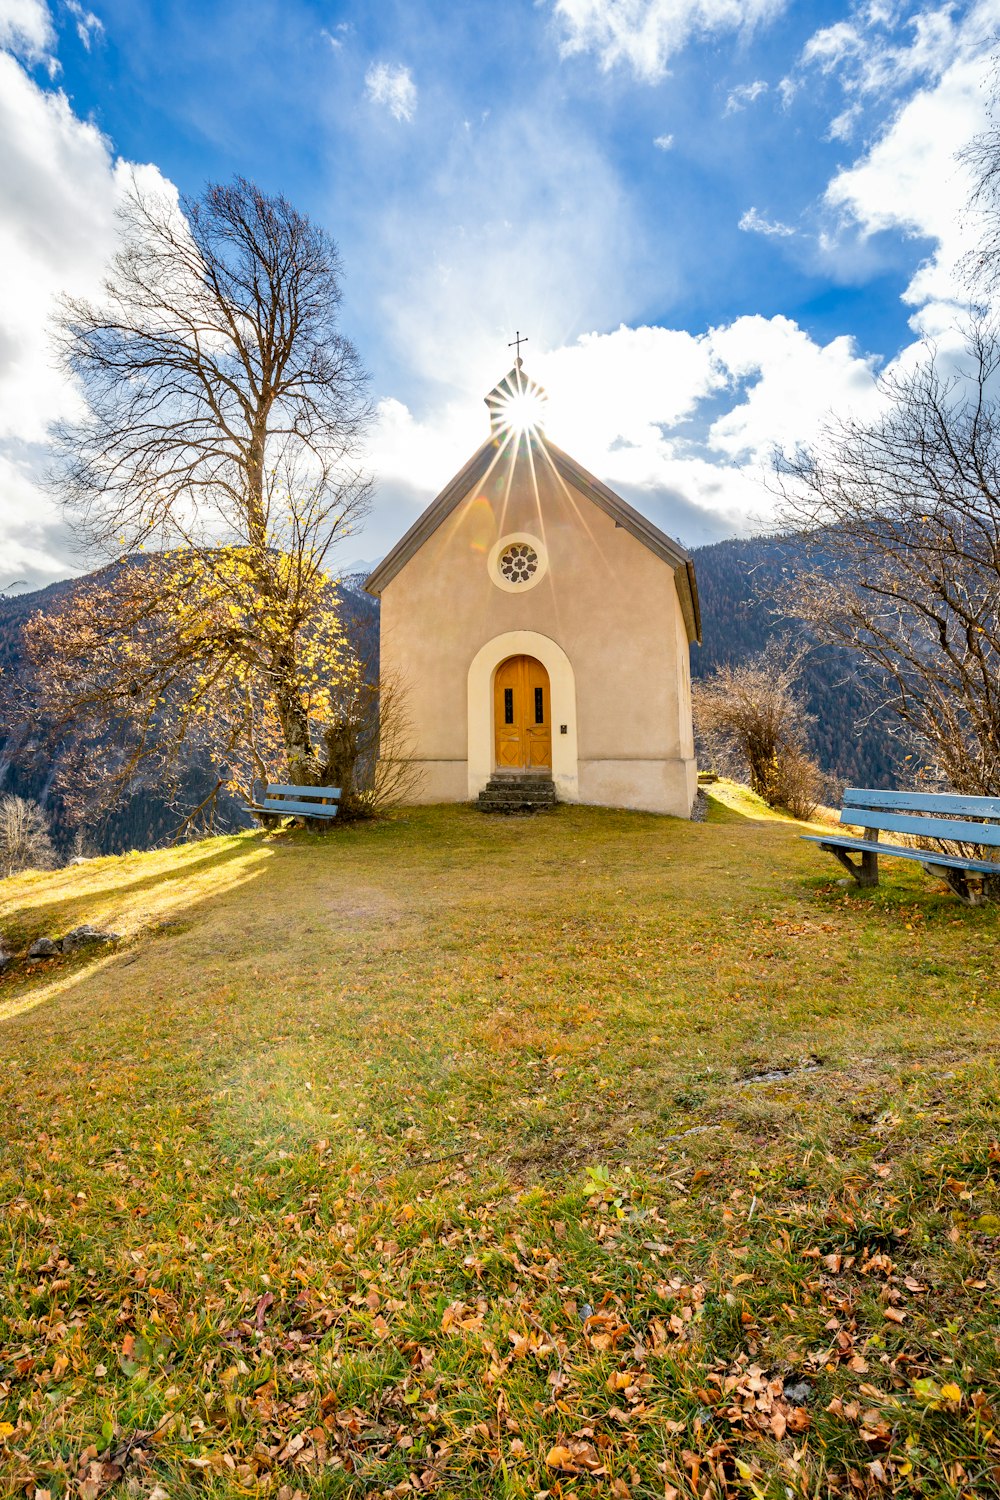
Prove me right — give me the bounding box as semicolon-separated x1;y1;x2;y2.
803;788;1000;905
247;780;341;827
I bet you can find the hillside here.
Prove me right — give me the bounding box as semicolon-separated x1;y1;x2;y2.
1;800;997;1498
0;534;898;853
691;534;902;788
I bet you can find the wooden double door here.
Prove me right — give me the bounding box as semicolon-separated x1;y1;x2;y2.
494;655;552;771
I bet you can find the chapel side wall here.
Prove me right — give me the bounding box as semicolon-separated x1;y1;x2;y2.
573;575;695;817
379;573;470;804
376;438;698;815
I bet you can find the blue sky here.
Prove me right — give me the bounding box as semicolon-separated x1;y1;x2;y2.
1;0;998;583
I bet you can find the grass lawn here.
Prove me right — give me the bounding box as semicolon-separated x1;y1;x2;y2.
1;788;999;1500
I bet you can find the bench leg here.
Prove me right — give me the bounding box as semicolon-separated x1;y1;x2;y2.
921;863;984;907
823;844;879;887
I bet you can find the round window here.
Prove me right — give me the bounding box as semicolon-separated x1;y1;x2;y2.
498;542;538;584
488;532;548;592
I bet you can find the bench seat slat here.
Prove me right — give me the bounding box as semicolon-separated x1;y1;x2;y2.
802;834;1000;874
839;808;1000;845
843;788;1000;818
250;798;339;818
264;783;341;798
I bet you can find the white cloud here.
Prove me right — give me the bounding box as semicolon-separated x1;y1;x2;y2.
725;78;767;112
0;0;54;60
323;21;350;50
552;0;787;83
777;74;797;107
823;24;996;316
653;132;674;150
800;0;994;99
826;103;862;141
706;315;881;462
65;0;103;50
802;19;861;75
364;61;417;123
0;42;176;587
738;206;795;236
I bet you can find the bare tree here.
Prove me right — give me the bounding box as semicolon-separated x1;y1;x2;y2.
0;796;57;878
693;641;824;818
960;104;1000;295
49;176;372;789
777;322;1000;796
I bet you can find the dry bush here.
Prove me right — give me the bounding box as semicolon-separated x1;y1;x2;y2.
320;670;423;818
693;641;825;818
770;743;824;821
0;795;57;878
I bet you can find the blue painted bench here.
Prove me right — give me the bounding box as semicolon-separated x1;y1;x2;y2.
247;780;341;827
803;788;1000;904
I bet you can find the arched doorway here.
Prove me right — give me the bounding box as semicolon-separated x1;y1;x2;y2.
494;655;552;770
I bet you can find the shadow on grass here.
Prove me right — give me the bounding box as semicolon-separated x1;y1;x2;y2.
0;834;264;941
0;835;274;1028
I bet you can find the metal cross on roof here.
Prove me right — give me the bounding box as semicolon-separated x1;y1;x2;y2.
508;330;528;361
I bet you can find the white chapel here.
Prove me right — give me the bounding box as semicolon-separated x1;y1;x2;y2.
364;363;701;817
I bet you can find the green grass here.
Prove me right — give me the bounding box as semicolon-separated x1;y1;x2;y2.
1;790;999;1499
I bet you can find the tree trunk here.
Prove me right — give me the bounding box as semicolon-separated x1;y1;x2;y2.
322;717;358;813
272;650;318;784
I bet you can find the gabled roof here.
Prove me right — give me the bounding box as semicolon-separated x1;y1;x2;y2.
364;381;701;645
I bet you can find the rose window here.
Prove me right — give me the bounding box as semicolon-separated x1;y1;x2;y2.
498;542;538;584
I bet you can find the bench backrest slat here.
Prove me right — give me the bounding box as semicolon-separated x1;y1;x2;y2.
266;783;341;799
840;806;1000;846
843;787;1000;819
260;797;338;817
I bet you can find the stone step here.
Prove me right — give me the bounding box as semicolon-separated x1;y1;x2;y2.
478;776;557;814
479;794;555;808
487;782;553;791
482;780;554;792
479;801;554;814
481;783;555;796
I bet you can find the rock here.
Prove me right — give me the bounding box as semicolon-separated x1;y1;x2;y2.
29;937;61;958
0;943;10;972
61;924;121;954
734;1057;822;1087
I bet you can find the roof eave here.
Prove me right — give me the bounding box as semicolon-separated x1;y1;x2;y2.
363;436;500;597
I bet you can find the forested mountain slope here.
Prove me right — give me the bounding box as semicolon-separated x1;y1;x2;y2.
690;534;903;789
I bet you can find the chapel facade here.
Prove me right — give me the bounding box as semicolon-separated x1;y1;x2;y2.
364;364;701;817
